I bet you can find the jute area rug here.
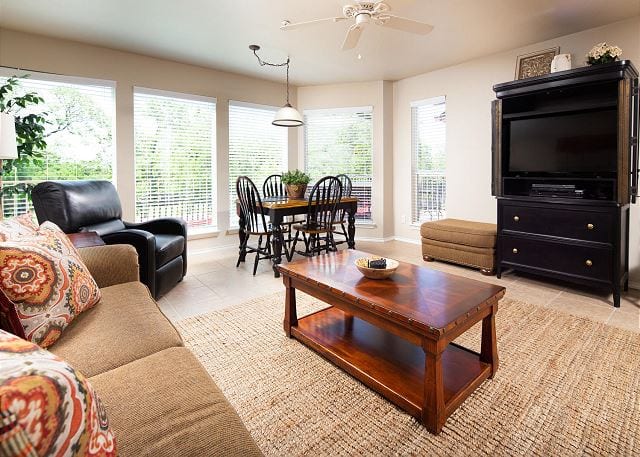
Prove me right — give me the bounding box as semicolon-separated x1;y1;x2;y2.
175;292;640;456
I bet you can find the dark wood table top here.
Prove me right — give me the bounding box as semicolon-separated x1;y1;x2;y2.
278;249;505;336
257;196;358;209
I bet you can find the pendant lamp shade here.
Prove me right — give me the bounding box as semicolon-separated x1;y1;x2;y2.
0;113;18;160
273;103;304;127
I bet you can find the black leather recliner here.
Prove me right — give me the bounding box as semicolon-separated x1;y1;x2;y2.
31;180;187;299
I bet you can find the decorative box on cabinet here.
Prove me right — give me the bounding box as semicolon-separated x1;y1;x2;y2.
492;61;639;307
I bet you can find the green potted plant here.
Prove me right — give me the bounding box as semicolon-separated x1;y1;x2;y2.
281;169;311;199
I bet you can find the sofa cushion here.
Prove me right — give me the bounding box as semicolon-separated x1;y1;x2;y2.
89;347;263;457
420;218;497;248
0;329;117;456
0;221;101;347
154;234;185;267
48;281;183;377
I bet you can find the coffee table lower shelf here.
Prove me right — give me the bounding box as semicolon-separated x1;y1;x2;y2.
290;306;492;425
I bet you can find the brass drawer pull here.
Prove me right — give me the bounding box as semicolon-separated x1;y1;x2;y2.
585;259;593;267
587;223;594;230
512;248;518;254
513;216;520;222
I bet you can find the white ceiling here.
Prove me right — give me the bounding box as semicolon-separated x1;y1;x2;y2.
0;0;638;86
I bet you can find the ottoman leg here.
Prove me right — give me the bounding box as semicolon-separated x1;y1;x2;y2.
480;268;494;276
423;255;435;262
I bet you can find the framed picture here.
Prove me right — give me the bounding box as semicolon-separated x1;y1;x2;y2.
515;47;560;80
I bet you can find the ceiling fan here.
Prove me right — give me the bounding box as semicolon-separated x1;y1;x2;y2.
280;1;434;51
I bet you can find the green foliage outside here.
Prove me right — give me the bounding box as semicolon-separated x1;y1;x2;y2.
0;76;113;217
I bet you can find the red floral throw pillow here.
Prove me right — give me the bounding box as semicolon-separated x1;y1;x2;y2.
0;221;101;347
0;329;116;456
0;213;39;242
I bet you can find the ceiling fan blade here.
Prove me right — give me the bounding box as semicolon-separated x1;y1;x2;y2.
280;17;346;31
377;14;433;35
341;24;363;50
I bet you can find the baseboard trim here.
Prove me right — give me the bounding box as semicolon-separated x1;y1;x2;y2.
355;236;395;243
393;236;421;245
627;281;640;291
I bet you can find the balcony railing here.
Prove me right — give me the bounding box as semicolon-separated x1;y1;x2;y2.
414;171;446;223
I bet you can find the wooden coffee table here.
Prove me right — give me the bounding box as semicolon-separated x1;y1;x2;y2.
278;250;505;434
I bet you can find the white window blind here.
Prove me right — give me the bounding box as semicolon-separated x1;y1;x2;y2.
228;101;288;227
0;70;115;218
134;88;216;231
411;96;446;224
304;106;373;223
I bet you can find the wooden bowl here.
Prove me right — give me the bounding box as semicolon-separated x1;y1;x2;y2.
355;257;399;280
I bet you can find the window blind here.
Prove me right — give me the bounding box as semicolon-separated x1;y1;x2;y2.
304;106;373;223
0;70;115;218
134;88;216;231
228;101;288;227
411;96;446;224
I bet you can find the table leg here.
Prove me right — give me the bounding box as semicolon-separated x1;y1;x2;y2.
422;340;445;434
283;276;298;338
480;303;499;378
238;209;247;263
347;207;356;249
271;221;284;278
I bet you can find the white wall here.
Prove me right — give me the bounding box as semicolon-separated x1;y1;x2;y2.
393;16;640;281
0;28;299;251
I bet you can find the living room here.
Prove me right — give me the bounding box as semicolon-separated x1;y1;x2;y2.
0;1;639;455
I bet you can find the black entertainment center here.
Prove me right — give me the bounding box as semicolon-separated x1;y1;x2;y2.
492;60;639;307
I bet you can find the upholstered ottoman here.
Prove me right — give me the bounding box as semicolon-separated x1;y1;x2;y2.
420;219;497;275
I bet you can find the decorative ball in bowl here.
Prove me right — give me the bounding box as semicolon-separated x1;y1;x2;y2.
355;257;399;280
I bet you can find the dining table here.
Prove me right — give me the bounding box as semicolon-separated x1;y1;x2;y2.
237;195;359;277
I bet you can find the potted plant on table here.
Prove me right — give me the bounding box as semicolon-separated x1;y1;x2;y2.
281;169;311;199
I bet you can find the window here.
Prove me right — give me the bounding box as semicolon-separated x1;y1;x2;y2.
134;88;216;231
0;70;115;218
411;96;446;224
304;107;373;223
228;101;288;227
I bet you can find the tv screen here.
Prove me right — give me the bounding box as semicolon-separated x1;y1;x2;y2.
508;109;617;175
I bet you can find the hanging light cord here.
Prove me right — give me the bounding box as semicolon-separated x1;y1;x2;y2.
251;47;292;105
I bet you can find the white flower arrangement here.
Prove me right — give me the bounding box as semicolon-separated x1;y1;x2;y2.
586;42;622;65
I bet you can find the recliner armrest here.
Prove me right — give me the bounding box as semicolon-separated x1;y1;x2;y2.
124;218;187;237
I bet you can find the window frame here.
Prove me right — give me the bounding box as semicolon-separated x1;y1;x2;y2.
303;105;375;225
410;95;447;226
133;86;217;234
227;99;289;228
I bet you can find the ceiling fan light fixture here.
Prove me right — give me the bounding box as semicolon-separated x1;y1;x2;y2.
273;103;304;127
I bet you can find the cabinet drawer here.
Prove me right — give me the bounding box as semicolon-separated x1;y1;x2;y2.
500;235;612;282
501;204;613;243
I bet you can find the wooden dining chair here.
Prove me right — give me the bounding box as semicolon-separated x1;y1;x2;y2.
263;174;287;198
332;174;353;246
288;176;343;259
236;176;283;275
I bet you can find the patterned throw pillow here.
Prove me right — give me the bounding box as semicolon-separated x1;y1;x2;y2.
0;213;39;242
0;329;116;456
0;221;101;347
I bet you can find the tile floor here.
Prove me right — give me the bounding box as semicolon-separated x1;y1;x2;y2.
157;240;640;333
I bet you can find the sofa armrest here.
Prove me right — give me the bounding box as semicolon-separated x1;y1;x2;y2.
78;244;140;288
125;217;187;237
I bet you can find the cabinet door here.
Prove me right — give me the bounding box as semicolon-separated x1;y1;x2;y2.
491;99;502;197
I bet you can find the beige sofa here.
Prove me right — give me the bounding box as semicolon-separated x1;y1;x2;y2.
49;244;262;457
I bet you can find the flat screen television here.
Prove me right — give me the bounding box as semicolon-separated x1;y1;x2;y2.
507;109;617;177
